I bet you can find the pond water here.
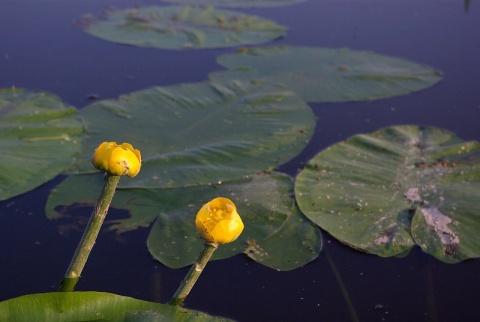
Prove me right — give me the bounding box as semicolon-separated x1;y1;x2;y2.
1;0;480;321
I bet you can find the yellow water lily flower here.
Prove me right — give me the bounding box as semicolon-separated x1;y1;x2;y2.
195;197;244;244
92;142;142;177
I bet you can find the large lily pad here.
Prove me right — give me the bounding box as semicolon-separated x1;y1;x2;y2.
80;6;286;49
68;80;315;189
210;46;442;102
0;292;230;321
146;172;321;270
0;88;84;201
295;125;480;263
46;172;321;271
160;0;307;8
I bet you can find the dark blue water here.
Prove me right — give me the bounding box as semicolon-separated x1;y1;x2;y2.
1;0;480;321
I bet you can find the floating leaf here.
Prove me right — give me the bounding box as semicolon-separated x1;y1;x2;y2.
210;46;442;102
80;6;286;49
146;172;321;270
160;0;306;8
0;292;230;321
46;172;321;271
0;88;84;201
68;80;315;189
295;125;480;263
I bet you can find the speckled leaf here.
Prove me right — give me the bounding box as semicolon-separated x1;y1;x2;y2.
46;172;321;271
210;46;442;102
0;88;84;201
295;125;480;263
160;0;306;8
0;292;230;321
68;80;315;189
147;172;321;270
80;6;286;49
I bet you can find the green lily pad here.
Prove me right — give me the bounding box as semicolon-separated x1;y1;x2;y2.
0;291;230;321
46;172;321;271
295;125;480;263
210;46;442;102
147;172;321;270
0;88;84;201
160;0;306;8
68;80;315;189
80;6;286;49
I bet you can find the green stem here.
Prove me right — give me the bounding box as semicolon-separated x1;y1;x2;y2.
170;242;218;306
58;174;121;292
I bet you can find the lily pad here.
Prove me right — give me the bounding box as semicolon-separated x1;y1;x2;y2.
0;291;230;321
0;88;84;201
147;172;321;270
210;46;442;102
295;125;480;263
160;0;307;8
46;172;321;271
68;80;315;189
80;6;286;49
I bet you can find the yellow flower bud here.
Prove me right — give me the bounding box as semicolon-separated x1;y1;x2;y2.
91;142;142;177
195;197;244;244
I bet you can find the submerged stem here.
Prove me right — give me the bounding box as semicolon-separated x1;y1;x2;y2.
325;251;360;322
58;174;121;292
170;242;218;306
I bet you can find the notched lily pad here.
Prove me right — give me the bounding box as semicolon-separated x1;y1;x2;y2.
147;172;321;270
0;88;84;201
295;125;480;263
68;80;315;190
78;6;286;49
210;46;442;102
160;0;307;8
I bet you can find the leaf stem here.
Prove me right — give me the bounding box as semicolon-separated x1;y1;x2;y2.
58;174;121;292
170;242;218;306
